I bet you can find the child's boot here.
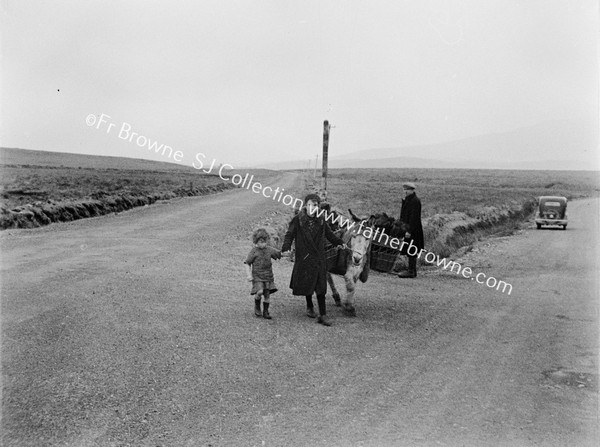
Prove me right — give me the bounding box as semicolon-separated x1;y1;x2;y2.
254;299;262;317
262;302;272;319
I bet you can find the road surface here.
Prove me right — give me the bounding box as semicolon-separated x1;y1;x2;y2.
1;172;598;446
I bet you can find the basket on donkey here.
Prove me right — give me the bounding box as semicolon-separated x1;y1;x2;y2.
369;238;403;273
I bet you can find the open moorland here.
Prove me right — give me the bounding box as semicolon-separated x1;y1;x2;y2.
301;167;600;258
316;167;600;217
2;147;598;259
0;148;280;229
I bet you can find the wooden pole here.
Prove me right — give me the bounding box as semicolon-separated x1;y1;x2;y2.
313;154;318;179
322;120;330;194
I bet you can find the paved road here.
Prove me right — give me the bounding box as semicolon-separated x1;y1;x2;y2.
1;174;598;446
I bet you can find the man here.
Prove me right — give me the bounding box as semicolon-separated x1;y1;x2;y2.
398;182;424;278
281;193;345;326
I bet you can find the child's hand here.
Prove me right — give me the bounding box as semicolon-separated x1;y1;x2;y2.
281;251;290;257
337;244;347;250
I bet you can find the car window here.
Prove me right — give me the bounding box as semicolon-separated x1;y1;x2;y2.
544;201;561;206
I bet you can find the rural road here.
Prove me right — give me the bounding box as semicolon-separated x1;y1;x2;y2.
1;172;598;446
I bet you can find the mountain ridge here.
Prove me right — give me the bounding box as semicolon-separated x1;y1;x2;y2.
258;120;598;171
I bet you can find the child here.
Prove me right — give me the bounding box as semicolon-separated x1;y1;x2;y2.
244;228;282;319
281;193;345;326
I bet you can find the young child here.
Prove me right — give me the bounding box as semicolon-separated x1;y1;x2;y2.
244;228;282;319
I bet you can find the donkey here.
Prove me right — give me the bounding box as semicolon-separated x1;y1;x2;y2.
326;210;373;316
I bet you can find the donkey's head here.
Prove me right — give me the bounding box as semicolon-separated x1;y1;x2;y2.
346;209;373;266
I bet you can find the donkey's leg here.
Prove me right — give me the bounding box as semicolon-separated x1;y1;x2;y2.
341;273;357;316
327;273;341;306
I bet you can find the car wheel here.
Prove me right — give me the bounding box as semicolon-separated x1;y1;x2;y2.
536;223;542;229
562;225;567;230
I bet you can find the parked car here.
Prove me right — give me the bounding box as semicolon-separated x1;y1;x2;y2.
535;196;568;230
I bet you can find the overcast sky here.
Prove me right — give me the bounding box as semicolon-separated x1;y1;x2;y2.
1;0;598;168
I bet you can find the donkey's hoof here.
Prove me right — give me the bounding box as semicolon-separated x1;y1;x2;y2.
333;293;341;306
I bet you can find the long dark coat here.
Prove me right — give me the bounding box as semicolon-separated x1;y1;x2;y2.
282;210;344;296
399;193;424;251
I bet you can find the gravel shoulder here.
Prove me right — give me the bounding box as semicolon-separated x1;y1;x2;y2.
1;172;598;446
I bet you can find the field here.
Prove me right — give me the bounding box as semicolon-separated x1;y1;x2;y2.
0;148;280;229
309;168;600;218
300;167;600;258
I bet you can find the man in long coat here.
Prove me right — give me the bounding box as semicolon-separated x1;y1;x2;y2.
282;193;345;326
398;182;424;278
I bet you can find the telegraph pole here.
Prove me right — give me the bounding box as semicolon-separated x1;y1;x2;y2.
322;120;330;194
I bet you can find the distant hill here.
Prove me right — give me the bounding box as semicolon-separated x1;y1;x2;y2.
258;120;599;171
0;147;195;172
258;156;466;170
1;147;279;177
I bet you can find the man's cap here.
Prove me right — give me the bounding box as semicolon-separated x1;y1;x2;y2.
402;182;416;190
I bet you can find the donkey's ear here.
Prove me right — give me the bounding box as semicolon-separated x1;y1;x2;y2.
348;209;362;222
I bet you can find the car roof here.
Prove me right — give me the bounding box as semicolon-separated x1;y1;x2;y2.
539;196;567;202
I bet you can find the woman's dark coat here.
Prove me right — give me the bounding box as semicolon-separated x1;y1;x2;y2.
399;193;424;251
282;210;344;296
